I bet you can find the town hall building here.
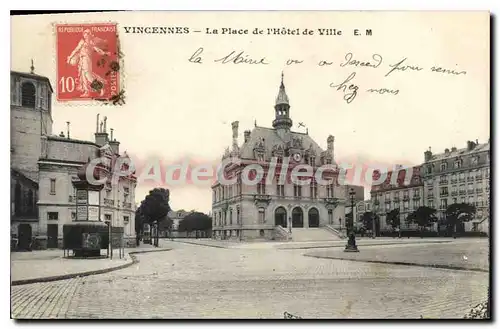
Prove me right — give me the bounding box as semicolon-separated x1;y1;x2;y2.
211;75;347;240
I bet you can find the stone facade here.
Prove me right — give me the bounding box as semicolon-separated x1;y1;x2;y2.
422;141;490;232
10;69;137;249
211;75;346;240
370;165;424;231
370;140;490;233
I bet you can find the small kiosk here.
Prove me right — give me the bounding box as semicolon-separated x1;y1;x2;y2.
63;160;109;258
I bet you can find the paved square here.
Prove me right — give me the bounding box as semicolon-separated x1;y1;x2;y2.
11;240;489;319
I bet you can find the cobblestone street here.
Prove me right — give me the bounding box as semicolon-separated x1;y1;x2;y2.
11;240;489;319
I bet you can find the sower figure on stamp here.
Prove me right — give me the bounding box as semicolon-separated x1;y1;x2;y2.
67;29;110;97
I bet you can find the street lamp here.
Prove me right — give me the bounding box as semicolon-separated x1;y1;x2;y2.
344;188;359;252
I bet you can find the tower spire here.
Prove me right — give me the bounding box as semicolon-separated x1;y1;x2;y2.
30;59;35;74
275;72;289;105
272;73;292;131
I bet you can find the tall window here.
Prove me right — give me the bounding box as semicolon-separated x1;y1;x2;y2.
326;184;334;198
21;82;36;108
257;183;266;195
258;208;265;224
428;200;434;208
310;181;317;199
237;176;242;195
454;159;462;169
294;184;302;198
328;209;333;224
237;207;241;224
440;162;447;171
50;178;56;195
229;209;233;225
277;184;285;197
440;199;448;210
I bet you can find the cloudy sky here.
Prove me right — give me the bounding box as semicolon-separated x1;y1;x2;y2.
11;11;490;212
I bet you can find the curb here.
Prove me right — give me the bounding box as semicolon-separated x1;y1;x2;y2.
303;254;489;273
277;240;452;250
173;240;228;249
11;248;171;286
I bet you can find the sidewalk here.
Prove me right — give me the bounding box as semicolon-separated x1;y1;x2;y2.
304;239;489;272
11;244;171;285
172;237;458;250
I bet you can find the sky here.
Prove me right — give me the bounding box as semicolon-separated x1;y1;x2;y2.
11;12;490;213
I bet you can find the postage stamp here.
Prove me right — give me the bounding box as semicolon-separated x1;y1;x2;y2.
56;23;121;103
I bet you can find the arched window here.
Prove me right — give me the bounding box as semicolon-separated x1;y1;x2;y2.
21;82;36;108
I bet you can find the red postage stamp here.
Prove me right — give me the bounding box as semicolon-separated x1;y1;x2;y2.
56;23;120;102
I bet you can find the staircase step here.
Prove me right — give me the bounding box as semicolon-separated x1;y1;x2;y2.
291;228;343;242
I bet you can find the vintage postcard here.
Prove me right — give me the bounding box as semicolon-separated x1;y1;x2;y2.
10;11;490;319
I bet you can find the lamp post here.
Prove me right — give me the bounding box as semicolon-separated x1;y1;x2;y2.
344;188;359;252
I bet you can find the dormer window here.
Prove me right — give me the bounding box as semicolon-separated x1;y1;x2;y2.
440;162;447;171
471;156;478;166
309;156;316;166
21;82;36;108
454;159;463;169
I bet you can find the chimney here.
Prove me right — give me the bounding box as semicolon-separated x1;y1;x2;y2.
476;139;479;145
244;130;251;143
467;140;476;151
94;120;109;146
445;148;450;155
451;147;457;152
66;121;70;139
103;116;107;133
59;131;65;137
96;114;100;133
109;128;120;154
424;146;433;162
327;135;335;156
231;121;239;150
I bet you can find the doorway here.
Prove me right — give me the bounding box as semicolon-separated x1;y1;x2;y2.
292;207;304;228
17;224;32;250
308;208;320;227
47;224;59;248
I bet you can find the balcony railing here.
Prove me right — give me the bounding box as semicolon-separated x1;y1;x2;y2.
439;180;448;185
467;177;474;182
104;198;114;207
459;190;466;195
393;196;400;202
254;194;272;202
467;189;475;194
123;202;132;209
412;195;421;199
476;175;483;181
459;178;466;183
476;188;483;194
373;199;380;205
451;191;458;196
450;179;458;183
427;194;434;199
403;195;409;201
440;192;449;197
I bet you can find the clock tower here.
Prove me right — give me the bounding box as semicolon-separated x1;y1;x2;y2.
272;72;293;138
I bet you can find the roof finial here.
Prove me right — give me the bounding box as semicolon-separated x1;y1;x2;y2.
281;71;284;85
254;119;257;127
30;59;35;74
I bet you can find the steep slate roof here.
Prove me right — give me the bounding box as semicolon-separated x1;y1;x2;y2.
428;142;490;163
237;125;334;166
